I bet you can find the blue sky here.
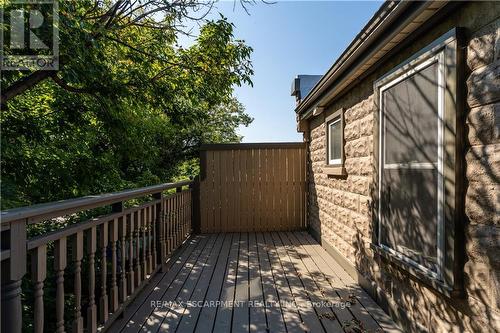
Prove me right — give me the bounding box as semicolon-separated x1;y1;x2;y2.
195;1;383;142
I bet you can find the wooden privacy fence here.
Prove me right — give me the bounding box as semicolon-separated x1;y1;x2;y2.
199;143;307;232
0;180;193;333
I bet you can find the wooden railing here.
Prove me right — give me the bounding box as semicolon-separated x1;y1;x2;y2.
0;180;194;333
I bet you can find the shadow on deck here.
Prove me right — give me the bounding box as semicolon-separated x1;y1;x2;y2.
109;231;401;333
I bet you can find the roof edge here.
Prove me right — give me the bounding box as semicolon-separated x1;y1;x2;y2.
295;0;444;118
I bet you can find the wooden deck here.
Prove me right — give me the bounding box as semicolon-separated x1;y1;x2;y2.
109;232;401;333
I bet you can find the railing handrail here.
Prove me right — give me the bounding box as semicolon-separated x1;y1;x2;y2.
1;179;193;224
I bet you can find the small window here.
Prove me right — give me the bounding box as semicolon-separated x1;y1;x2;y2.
328;118;342;165
324;108;345;176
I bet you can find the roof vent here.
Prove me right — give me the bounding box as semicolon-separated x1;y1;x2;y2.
291;75;322;103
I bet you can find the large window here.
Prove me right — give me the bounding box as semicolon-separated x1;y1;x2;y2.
379;56;444;277
374;29;462;294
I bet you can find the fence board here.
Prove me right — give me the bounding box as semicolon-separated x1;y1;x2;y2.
199;143;306;232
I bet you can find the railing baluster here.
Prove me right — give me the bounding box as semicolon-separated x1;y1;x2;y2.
165;197;174;250
134;210;142;287
175;191;179;247
54;237;67;333
171;195;175;251
184;191;188;238
147;205;153;274
185;191;189;237
179;191;182;245
180;192;183;242
110;218;119;311
72;231;84;333
169;195;174;250
99;222;109;323
157;196;166;270
118;216;128;302
188;189;193;234
127;213;135;294
181;191;184;241
31;245;46;333
152;193;161;270
141;208;147;280
180;191;185;240
183;191;186;237
171;194;177;246
87;227;97;333
166;197;172;254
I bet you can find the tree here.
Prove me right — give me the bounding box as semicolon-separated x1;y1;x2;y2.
1;0;254;102
1;0;254;209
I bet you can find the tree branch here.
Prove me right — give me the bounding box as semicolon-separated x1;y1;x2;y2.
1;71;53;103
104;35;202;72
50;74;91;94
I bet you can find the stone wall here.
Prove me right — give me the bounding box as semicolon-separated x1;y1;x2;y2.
464;16;500;320
305;3;499;332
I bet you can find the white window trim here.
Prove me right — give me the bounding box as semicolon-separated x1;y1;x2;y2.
327;118;341;165
377;52;446;281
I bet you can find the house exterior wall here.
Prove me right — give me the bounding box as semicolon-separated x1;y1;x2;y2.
305;2;499;332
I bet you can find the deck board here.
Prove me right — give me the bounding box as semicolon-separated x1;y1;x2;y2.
212;232;240;333
114;235;203;332
263;232;305;333
247;233;267;333
232;232;250;333
109;232;401;333
160;234;221;332
279;232;344;333
255;232;286;333
270;232;326;333
287;232;355;324
132;234;211;332
193;233;234;333
176;234;228;333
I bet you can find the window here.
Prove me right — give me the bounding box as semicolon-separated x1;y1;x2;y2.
324;108;346;176
379;56;443;277
328;118;342;164
373;29;463;295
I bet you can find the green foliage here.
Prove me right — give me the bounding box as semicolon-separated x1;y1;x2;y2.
1;1;254;209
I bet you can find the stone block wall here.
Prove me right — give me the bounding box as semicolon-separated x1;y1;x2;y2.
305;5;499;332
308;95;374;263
464;16;500;319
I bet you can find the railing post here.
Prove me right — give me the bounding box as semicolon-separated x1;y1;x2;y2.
1;219;27;333
190;176;201;234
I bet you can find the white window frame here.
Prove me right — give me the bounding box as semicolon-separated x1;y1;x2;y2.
377;52;446;280
327;118;342;165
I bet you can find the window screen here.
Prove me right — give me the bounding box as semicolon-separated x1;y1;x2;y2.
328;119;341;164
379;60;442;274
384;63;439;166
